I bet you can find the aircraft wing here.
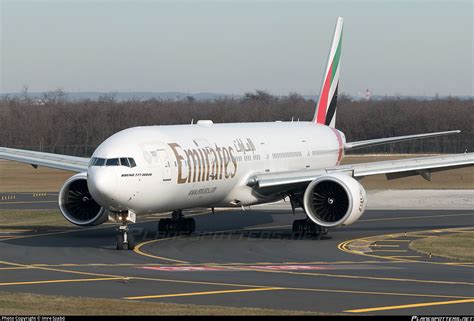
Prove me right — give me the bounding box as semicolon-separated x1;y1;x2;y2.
344;130;461;150
248;153;474;192
0;147;89;172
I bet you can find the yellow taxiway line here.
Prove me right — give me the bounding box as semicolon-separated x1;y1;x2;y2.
345;298;474;313
131;226;474;287
221;264;474;286
1;259;470;301
0;277;124;287
133;238;189;264
0;260;420;270
124;287;283;300
338;226;474;268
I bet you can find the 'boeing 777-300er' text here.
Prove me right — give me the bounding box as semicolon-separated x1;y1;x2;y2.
1;17;473;250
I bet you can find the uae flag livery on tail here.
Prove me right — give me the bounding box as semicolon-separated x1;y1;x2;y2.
313;17;343;128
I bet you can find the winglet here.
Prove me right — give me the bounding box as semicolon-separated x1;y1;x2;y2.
313;17;343;128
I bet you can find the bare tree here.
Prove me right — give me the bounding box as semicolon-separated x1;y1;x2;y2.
1;91;472;156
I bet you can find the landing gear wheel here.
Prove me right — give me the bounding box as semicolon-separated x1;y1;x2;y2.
184;218;196;235
114;211;136;250
292;220;304;234
127;233;135;250
157;212;196;235
313;229;323;240
308;222;318;234
116;233;125;250
158;218;171;233
292;219;327;239
158;219;166;232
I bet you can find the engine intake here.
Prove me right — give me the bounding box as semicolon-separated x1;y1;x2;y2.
303;173;367;228
59;173;108;226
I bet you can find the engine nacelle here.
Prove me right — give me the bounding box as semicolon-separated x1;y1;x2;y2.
58;172;108;226
303;173;367;228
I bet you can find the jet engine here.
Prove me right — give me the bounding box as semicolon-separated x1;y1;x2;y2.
58;173;108;226
303;173;367;228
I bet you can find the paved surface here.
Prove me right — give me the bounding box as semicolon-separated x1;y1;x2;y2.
0;200;473;315
0;192;58;210
2;189;473;211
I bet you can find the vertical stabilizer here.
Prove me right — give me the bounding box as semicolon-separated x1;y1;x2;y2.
313;17;343;128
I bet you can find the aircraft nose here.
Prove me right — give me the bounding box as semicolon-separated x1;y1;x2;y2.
87;167;117;206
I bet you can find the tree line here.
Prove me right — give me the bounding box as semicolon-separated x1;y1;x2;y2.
0;91;472;156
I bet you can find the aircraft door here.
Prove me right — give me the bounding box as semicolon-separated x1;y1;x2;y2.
301;139;311;168
157;149;172;181
259;141;270;172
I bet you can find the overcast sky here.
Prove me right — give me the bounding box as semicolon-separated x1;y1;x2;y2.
1;0;472;96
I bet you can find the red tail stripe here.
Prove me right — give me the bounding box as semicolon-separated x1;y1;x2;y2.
316;64;333;124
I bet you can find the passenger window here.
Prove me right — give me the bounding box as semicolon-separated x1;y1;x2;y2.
106;158;119;166
128;158;137;168
120;158;130;167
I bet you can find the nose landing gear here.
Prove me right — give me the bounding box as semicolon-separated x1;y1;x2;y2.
158;210;196;235
115;211;136;250
116;225;135;250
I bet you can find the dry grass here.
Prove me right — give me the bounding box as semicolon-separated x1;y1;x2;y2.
0;160;73;192
0;209;71;231
0;291;318;315
409;232;474;262
0;155;472;192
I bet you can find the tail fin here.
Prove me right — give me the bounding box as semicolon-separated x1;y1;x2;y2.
313;17;343;128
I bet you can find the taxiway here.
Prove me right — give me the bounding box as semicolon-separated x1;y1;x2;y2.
0;198;472;315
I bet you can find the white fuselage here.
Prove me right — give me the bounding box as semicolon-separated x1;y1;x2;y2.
87;121;345;215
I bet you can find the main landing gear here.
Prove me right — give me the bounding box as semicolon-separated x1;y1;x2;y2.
158;210;196;235
292;219;328;238
287;194;328;238
115;211;136;251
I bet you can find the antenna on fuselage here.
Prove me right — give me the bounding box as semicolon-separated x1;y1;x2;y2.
191;119;194;125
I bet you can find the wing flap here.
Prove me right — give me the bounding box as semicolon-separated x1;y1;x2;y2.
0;147;89;172
332;153;474;177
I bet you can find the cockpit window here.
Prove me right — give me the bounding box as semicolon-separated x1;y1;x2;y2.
90;157;135;167
128;158;137;168
89;157;105;167
95;158;105;166
106;158;119;166
120;158;130;167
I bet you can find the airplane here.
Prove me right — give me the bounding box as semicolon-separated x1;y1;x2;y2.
1;17;473;250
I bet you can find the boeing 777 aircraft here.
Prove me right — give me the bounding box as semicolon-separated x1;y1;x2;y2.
1;17;473;250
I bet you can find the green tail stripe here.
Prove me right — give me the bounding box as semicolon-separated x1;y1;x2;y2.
330;28;343;84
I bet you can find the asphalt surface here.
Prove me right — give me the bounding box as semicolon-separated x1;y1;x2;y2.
0;192;58;210
0;195;473;315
